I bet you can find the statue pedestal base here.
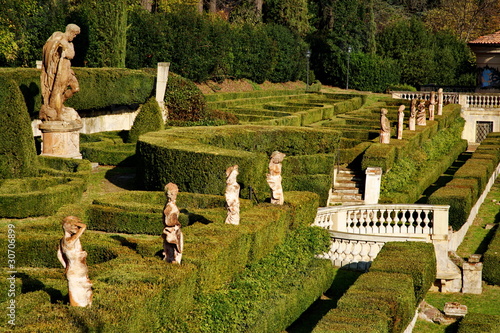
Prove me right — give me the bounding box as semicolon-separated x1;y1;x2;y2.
39;121;82;159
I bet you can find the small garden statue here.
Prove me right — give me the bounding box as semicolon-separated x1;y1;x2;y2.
409;99;416;131
225;165;240;225
267;151;286;205
429;91;436;121
397;104;405;140
379;108;390;144
57;216;92;307
162;183;183;264
417;100;427;126
40;24;81;123
437;88;444;115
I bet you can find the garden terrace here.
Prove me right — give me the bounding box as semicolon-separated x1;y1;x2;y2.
137;125;342;205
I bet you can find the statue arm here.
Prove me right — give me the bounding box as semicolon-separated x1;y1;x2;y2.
57;243;66;268
67;222;87;243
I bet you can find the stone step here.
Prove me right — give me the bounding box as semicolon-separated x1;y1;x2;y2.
329;193;363;201
332;187;363;195
335;180;363;188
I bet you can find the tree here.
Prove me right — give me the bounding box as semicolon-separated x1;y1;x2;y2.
424;0;500;41
264;0;311;36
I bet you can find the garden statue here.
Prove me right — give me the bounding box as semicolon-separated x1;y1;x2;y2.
409;99;416;131
417;100;427;126
267;151;286;205
429;91;436;121
57;216;92;307
225;165;240;225
38;24;83;159
397;104;405;140
40;24;81;123
379;108;390;144
437;88;444;115
162;183;183;264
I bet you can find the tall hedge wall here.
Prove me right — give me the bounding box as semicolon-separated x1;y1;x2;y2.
0;77;38;179
0;68;155;118
137;125;341;202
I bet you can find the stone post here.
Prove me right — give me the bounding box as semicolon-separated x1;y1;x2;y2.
364;167;382;204
156;62;170;121
462;254;483;294
437;88;443;115
429;91;436;121
36;60;42;69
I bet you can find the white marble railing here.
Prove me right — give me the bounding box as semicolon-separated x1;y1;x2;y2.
462;94;500;108
391;91;459;104
314;204;449;237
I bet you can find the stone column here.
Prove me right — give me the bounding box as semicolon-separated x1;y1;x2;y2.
462;254;483;294
437;88;443;115
364;167;382;204
156;62;170;121
39;121;82;159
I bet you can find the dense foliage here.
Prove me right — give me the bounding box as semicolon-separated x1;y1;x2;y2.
0;0;486;91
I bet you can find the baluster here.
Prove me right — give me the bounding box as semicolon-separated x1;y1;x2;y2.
385;209;393;232
368;242;381;261
346;211;354;233
367;209;376;233
422;210;430;234
345;241;354;264
359;209;366;234
400;209;408;232
415;209;423;234
360;241;370;262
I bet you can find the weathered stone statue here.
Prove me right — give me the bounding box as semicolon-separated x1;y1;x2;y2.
379;108;390;144
57;216;92;307
409;99;416;131
437;88;444;115
397;104;405;140
429;91;436;121
266;151;286;205
38;24;83;158
417;100;427;126
162;183;183;264
225;165;240;225
40;24;81;123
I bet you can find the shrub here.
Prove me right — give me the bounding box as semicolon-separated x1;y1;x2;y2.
348;52;401;93
80;132;136;166
0;77;38;178
128;97;164;143
457;313;500;333
165;73;207;121
369;242;436;304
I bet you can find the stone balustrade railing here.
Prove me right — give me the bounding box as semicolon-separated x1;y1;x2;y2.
313;204;450;272
314;204;449;237
391;91;459;104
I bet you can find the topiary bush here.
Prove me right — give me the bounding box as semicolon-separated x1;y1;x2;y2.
0;77;38;179
127;97;164;143
165;73;207;121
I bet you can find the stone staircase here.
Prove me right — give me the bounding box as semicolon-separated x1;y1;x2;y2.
327;167;364;206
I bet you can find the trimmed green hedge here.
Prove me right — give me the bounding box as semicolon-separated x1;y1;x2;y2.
137;125;341;202
483;224;500;285
0;76;38;178
80;131;136;166
457;313;500;333
336;272;415;333
127;97;164;143
0;68;155;117
369;242;436;304
428;132;500;230
312;309;390;332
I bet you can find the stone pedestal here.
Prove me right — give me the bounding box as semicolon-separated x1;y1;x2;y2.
364;167;382;204
39;121;82;159
462;255;483;294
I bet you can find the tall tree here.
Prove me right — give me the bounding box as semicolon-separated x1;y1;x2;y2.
424;0;500;41
264;0;311;36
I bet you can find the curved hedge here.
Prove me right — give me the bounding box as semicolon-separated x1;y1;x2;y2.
80;131;136;166
483;224;500;285
137;125;341;202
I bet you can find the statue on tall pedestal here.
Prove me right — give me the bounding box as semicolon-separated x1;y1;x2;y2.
397;105;405;140
380;108;390;144
225;165;240;225
57;216;92;307
266;151;285;205
162;183;183;264
39;24;82;158
437;88;444;115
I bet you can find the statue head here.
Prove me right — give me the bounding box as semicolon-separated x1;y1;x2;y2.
398;104;405;112
226;165;239;178
270;151;285;163
62;215;82;235
165;182;179;201
65;24;81;41
381;108;388;116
